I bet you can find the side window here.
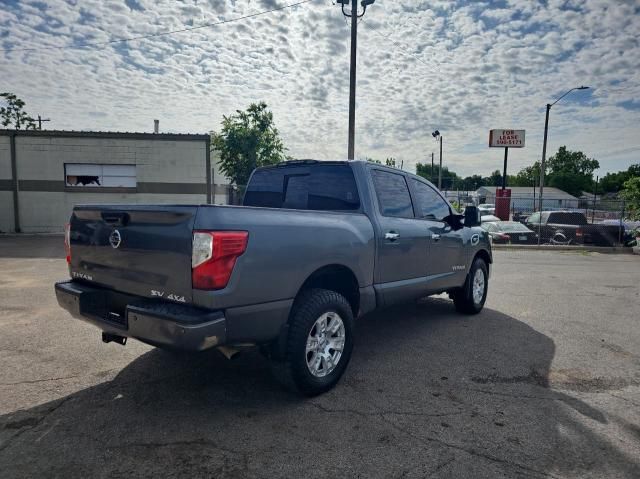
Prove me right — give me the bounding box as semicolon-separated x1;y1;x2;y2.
371;170;414;218
308;165;360;211
410;179;451;221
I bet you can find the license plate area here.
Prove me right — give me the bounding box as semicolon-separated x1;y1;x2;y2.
78;287;129;329
519;235;527;241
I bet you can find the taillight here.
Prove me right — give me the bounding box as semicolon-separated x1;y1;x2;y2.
64;223;71;264
192;231;248;290
576;228;583;237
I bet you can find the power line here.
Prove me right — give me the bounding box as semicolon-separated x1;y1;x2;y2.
2;0;317;53
359;18;443;72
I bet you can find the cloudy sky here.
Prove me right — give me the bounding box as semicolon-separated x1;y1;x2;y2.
1;0;639;177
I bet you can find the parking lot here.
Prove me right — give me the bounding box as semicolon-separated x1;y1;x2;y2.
0;236;639;478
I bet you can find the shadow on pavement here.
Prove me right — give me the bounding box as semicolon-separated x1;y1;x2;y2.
1;299;638;478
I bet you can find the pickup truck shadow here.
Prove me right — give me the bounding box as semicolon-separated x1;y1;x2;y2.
1;300;638;477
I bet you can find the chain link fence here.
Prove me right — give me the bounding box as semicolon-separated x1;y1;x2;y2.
223;182;636;248
478;196;635;247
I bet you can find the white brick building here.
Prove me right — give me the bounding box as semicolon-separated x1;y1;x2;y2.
0;130;230;233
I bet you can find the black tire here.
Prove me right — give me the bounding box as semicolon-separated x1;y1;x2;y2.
270;288;354;396
550;231;571;245
451;258;488;314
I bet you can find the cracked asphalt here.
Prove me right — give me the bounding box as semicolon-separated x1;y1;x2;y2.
1;236;639;478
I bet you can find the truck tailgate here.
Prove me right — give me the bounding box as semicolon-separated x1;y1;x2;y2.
69;205;197;303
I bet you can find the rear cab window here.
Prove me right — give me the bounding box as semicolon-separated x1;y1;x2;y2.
243;163;360;211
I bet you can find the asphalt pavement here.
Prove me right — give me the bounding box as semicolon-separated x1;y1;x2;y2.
0;236;639;478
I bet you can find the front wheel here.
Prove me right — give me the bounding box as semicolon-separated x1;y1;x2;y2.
451;258;488;314
270;288;354;396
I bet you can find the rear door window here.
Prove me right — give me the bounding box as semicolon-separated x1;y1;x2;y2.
371;170;414;218
547;212;587;225
308;164;360;211
243;163;360;211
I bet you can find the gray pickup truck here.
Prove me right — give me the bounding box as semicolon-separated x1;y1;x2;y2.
55;160;492;395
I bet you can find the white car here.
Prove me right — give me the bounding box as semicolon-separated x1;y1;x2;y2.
481;214;501;223
478;203;495;215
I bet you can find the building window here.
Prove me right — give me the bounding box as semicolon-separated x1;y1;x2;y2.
65;164;136;188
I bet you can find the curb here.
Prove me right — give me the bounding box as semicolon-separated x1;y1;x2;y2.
492;244;634;255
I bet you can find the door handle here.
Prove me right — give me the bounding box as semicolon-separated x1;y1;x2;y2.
385;232;400;241
431;233;441;241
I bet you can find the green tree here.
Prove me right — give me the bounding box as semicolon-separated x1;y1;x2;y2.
621;176;640;220
546;146;599;196
599;164;640;193
511;162;541;187
0;93;36;130
486;169;503;187
461;175;485;191
415;163;460;190
211;102;287;186
385;157;397;168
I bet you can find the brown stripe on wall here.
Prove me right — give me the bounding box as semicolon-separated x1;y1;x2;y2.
137;182;207;194
19;180;65;192
11;180;206;195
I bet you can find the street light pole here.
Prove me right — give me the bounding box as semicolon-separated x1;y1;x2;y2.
431;152;434;184
432;130;442;189
538;103;551;213
538;86;589;213
338;0;375;160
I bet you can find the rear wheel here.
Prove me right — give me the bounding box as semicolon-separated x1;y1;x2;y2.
270;288;354;396
550;231;571;245
451;258;488;314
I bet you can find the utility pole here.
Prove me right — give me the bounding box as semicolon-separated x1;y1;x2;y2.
37;115;51;130
439;135;443;190
592;175;598;223
431;152;434;184
337;0;375;160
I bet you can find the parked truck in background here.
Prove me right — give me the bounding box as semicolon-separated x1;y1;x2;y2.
55;160;492;395
524;211;622;246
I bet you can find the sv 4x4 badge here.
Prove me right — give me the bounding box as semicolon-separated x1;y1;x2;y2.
151;290;186;303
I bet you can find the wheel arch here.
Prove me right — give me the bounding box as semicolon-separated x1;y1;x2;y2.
294;264;360;318
472;249;492;276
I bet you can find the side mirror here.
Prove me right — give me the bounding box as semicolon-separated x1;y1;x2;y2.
464;206;480;227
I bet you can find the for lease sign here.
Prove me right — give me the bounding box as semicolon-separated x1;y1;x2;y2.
489;129;525;148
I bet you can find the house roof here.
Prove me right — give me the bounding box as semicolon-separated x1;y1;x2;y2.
476;186;577;199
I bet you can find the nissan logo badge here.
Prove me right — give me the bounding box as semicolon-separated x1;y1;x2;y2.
109;229;122;249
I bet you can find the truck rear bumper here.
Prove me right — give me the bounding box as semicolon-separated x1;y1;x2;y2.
55;281;226;351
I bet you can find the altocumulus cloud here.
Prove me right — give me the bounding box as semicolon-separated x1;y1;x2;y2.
1;0;639;176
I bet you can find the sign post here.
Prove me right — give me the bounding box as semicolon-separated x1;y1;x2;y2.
489;129;525;220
